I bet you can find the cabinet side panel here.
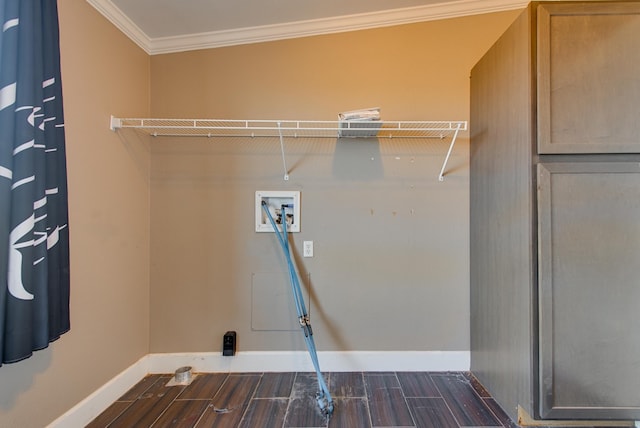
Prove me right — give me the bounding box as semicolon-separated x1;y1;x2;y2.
470;6;535;421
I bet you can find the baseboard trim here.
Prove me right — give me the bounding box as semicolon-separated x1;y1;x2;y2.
48;354;151;428
48;350;469;427
145;350;470;373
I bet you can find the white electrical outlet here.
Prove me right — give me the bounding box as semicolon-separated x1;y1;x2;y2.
303;241;313;257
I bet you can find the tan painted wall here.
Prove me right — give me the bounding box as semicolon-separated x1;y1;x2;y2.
0;1;150;427
148;11;520;353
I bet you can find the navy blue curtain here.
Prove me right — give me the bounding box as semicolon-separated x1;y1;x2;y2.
0;0;70;365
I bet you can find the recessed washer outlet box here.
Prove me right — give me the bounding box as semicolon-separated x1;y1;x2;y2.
256;190;300;232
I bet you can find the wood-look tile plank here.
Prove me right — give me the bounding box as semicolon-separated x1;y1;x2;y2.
151;399;210;427
119;374;165;400
406;397;459;428
211;374;261;409
432;373;502;427
397;372;440;398
292;372;326;396
367;386;415;427
328;372;365;398
365;373;413;427
194;403;248;428
195;375;261;428
283;396;329;428
178;373;228;400
254;372;295;398
364;373;401;392
108;376;185;428
85;401;132;428
284;372;331;427
328;398;371;428
238;398;288;428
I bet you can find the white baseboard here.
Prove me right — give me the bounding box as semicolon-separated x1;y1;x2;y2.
146;350;470;373
47;354;151;428
48;350;469;427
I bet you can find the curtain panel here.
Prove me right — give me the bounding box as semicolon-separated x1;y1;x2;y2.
0;0;70;365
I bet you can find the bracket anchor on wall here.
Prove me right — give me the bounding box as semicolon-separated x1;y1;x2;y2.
438;121;462;182
277;121;289;181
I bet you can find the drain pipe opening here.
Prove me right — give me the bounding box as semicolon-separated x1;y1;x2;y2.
166;366;195;386
175;366;193;383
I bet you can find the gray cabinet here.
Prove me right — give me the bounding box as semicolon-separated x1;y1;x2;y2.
538;162;640;419
537;2;640;154
471;1;640;423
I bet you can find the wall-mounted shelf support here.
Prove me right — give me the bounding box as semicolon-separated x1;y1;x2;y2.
110;116;467;181
110;115;121;131
277;122;289;181
438;121;463;182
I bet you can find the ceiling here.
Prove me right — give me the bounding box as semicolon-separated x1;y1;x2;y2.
87;0;527;55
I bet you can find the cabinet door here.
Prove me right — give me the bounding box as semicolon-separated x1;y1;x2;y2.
537;162;640;419
537;3;640;154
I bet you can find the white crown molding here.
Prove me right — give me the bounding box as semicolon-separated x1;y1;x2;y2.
87;0;527;55
86;0;152;53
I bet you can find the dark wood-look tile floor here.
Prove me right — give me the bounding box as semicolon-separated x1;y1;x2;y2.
86;371;629;428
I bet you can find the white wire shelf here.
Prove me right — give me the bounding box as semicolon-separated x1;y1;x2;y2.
109;116;467;181
110;117;466;138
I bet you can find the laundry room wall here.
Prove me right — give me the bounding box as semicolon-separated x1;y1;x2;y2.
147;12;519;354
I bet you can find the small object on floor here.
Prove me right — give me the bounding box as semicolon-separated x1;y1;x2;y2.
212;406;236;414
166;366;196;386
